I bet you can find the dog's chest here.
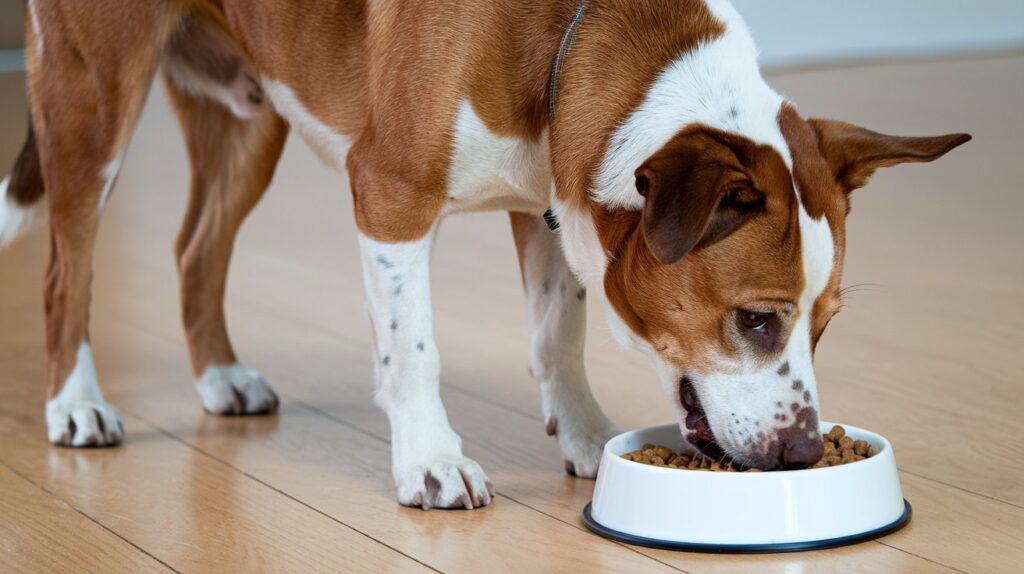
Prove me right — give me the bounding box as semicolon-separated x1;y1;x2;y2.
444;101;551;215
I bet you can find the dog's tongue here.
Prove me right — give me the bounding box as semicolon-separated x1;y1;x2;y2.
684;409;716;439
685;411;714;442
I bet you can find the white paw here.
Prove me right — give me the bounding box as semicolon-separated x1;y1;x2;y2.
46;342;124;447
47;400;124;447
196;364;279;415
545;409;621;478
395;454;494;510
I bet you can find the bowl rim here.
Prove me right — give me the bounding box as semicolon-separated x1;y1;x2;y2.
605;421;892;476
582;499;912;554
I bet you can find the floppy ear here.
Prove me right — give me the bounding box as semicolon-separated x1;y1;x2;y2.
636;131;762;265
808;119;971;192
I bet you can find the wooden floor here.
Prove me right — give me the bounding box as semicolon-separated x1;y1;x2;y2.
2;53;1023;573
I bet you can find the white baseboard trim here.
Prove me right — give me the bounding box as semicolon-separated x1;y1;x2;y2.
733;0;1024;71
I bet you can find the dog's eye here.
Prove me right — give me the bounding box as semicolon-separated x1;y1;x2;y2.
740;310;771;331
721;185;762;209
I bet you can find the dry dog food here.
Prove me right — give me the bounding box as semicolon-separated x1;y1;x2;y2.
621;425;876;471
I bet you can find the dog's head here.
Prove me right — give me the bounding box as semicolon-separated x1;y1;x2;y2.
600;105;969;469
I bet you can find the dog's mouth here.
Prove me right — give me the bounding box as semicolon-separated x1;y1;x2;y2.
679;377;726;460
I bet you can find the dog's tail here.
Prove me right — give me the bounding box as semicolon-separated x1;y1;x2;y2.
1;117;46;247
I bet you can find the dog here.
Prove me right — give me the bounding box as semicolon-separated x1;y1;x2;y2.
1;0;969;509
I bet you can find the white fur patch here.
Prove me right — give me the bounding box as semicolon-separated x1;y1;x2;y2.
593;0;789;210
445;100;551;214
262;79;350;170
552;194;609;284
357;230;492;508
45;343;123;447
97;150;125;211
165;64;262;120
0;177;46;246
797;205;835;311
195;363;279;415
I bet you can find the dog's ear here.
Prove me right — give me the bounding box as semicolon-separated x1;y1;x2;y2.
636;131;763;265
808;119;971;192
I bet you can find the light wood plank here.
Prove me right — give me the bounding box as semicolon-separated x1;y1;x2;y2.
0;463;171;574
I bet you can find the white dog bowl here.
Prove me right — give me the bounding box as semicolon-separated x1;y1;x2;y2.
583;422;910;553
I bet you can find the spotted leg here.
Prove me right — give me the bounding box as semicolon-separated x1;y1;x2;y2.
358;228;494;509
510;212;620;477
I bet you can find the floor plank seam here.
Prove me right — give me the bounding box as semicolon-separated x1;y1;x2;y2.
0;457;181;574
494;491;690;573
292;400;395;446
875;540;968;574
842;327;1015;389
119;409;445;574
898;469;1024;511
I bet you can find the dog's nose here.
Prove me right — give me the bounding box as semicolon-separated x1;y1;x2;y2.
781;435;824;469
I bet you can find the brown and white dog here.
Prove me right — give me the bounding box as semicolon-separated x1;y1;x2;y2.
1;0;969;509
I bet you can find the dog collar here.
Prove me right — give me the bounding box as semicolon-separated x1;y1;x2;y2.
548;1;588;122
545;2;588;233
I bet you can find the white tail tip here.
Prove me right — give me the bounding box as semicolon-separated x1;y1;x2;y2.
0;177;46;247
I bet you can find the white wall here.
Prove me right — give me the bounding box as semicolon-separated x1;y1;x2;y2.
731;0;1024;69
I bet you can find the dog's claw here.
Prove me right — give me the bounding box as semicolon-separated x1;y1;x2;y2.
564;460;577;476
397;456;493;510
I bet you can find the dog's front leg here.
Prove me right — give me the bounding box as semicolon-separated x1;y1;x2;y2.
510;213;621;477
358;229;494;509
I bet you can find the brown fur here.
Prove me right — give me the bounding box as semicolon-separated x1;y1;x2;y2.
26;1;180;395
164;73;288;377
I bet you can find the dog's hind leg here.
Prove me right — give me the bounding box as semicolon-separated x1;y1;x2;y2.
510;212;620;477
26;1;179;446
162;21;288;416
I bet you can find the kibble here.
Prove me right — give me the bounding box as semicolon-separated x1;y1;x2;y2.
622;425;876;472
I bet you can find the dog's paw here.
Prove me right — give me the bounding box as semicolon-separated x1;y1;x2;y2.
196;364;279;415
46;400;124;447
46;342;124;447
547;415;621;479
395;455;494;510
